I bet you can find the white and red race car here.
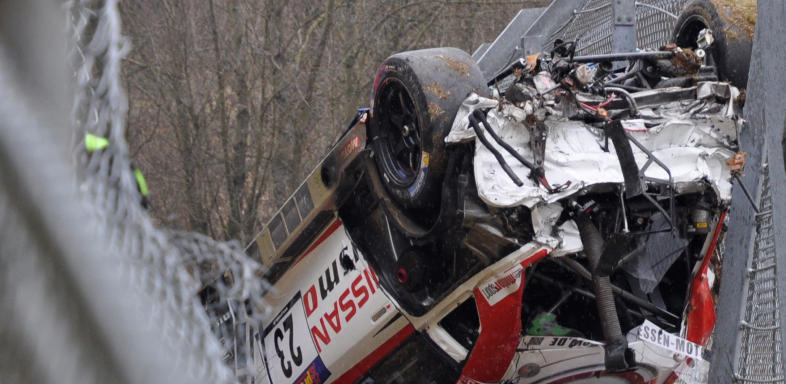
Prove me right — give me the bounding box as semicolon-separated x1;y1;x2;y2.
240;3;750;383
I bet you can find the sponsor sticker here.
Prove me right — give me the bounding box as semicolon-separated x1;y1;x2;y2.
339;135;361;161
293;356;331;384
478;264;524;306
522;336;602;350
637;320;704;361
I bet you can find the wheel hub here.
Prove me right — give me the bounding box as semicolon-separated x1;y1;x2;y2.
375;79;422;187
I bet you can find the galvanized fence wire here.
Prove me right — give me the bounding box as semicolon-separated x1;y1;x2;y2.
545;0;687;55
69;0;273;381
547;0;613;55
736;165;785;383
1;1;271;383
635;0;686;49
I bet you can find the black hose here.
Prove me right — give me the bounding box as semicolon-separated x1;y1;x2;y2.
467;113;523;186
472;110;540;174
594;275;623;342
574;211;633;371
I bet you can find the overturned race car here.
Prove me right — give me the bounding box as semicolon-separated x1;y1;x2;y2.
247;16;748;384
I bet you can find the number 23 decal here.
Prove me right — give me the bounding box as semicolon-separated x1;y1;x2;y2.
274;314;303;378
263;293;320;384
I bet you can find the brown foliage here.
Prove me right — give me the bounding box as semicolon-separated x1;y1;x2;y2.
121;0;547;244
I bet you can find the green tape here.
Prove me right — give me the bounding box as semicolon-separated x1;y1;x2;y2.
134;168;149;197
85;133;109;152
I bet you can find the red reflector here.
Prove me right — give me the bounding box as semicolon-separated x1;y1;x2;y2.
396;268;408;283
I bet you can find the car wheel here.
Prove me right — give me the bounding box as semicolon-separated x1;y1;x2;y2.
672;0;755;88
369;47;488;216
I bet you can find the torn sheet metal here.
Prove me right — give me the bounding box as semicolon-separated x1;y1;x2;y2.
498;326;708;383
530;203;582;256
447;93;499;144
447;84;741;209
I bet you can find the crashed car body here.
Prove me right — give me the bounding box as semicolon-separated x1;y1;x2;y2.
248;31;744;384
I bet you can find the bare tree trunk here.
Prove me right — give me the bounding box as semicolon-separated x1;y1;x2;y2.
122;0;531;242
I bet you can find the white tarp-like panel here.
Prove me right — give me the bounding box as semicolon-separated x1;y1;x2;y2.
447;86;740;209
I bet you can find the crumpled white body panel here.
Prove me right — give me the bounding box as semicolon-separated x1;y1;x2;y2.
448;88;739;209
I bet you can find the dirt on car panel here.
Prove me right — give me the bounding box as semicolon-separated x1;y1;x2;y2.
438;54;471;76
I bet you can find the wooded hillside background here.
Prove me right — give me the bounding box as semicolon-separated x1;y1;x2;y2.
121;0;547;245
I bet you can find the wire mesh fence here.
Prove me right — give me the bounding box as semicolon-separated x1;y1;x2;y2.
545;0;688;54
1;1;271;383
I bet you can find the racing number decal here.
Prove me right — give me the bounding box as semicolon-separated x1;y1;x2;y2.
273;314;302;378
264;293;331;384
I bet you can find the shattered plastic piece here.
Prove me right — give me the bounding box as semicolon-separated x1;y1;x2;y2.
696;81;741;117
574;64;596;86
446;93;499;144
628;321;710;383
501;103;528;123
697;28;714;50
531;203;581;257
533;71;557;94
531;203;563;249
621;119;648;132
553;219;582;257
525;52;540;73
727;151;746;175
697;81;733;101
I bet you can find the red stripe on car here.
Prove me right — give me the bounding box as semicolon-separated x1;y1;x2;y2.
459;249;549;383
686;210;726;345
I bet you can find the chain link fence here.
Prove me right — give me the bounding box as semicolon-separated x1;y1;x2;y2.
546;0;688;54
1;1;271;383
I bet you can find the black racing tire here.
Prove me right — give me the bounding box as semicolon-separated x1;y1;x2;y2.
369;47;488;213
672;0;755;88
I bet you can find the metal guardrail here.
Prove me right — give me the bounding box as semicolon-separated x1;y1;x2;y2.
736;170;784;383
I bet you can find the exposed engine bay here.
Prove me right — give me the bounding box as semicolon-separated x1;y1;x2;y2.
340;37;743;382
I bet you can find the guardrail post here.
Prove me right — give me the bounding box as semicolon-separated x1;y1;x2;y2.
612;0;636;54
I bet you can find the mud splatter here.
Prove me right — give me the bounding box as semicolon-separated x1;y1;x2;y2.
428;102;444;120
425;82;451;100
438;55;470;76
